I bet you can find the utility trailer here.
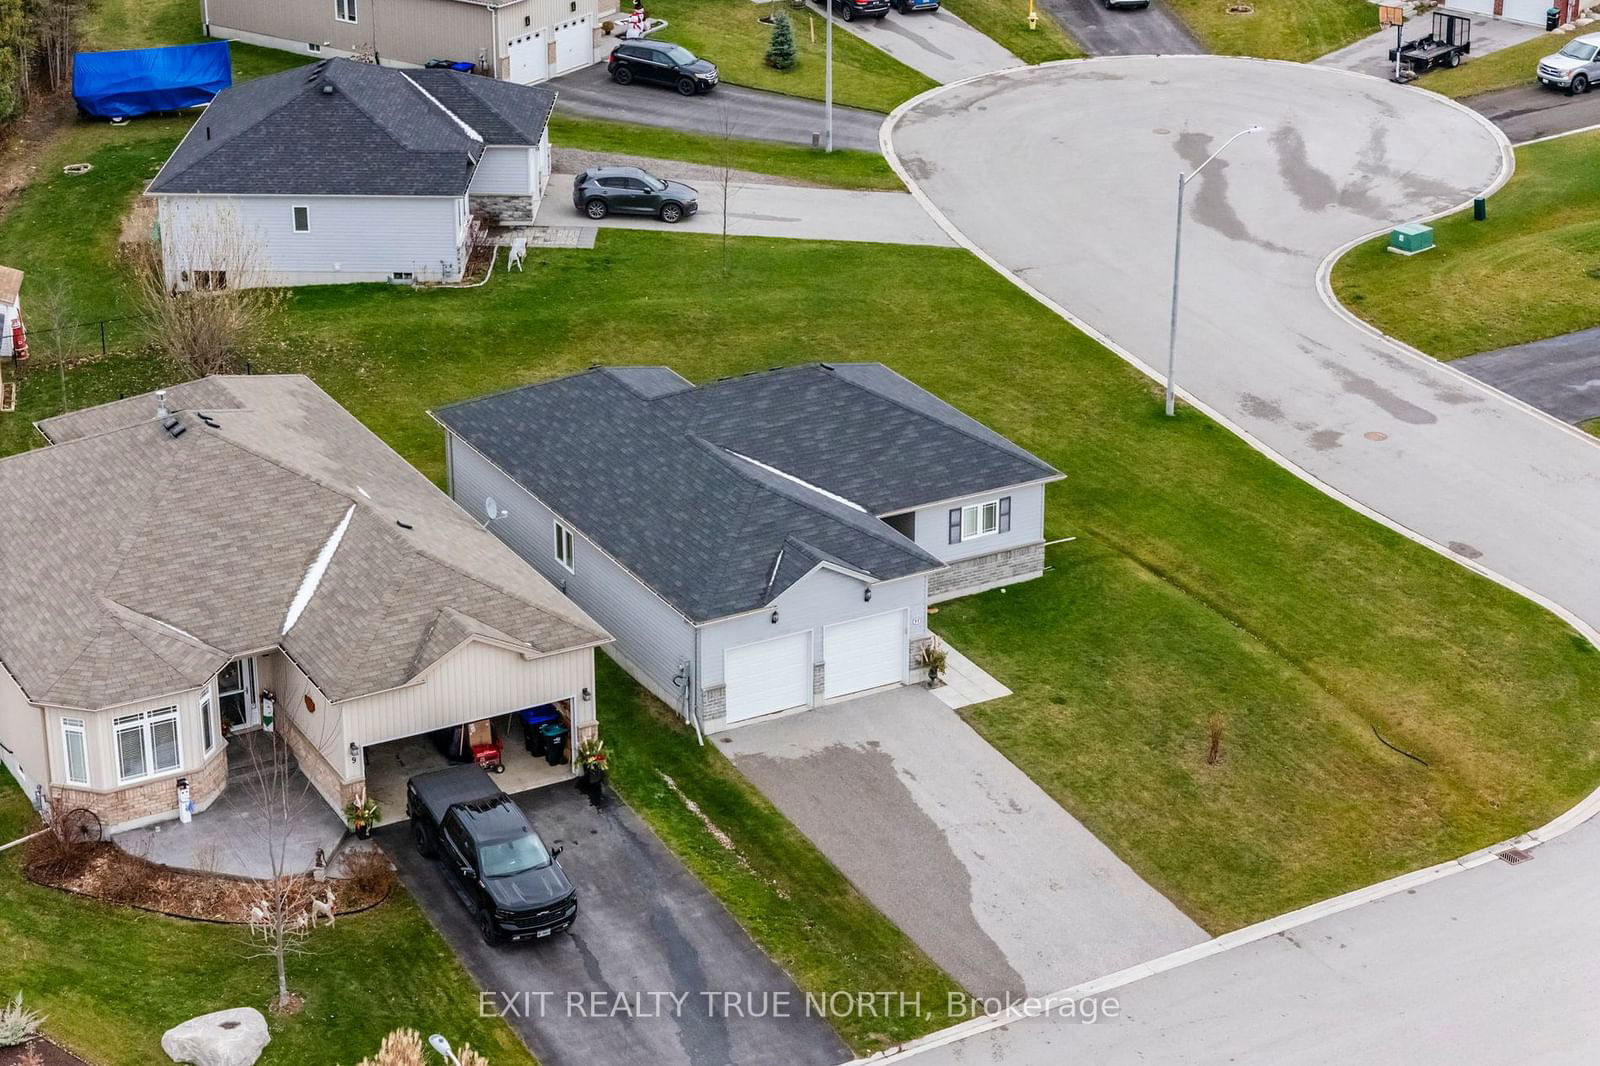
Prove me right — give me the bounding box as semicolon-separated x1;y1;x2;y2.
1389;11;1472;78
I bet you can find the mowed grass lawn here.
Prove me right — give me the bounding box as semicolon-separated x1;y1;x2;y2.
0;774;531;1066
1419;32;1558;98
1169;0;1373;61
1332;129;1600;359
646;0;935;111
939;0;1082;64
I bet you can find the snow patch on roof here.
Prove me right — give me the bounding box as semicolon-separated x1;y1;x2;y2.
725;450;867;513
282;504;355;635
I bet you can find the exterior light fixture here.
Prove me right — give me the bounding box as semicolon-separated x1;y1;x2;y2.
581;687;592;702
348;742;359;765
863;587;872;602
769;610;779;624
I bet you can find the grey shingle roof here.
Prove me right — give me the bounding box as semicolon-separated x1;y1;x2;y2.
147;58;554;198
7;375;606;710
435;364;1060;623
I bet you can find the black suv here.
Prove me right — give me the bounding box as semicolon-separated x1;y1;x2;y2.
573;165;699;223
813;0;889;20
608;39;719;96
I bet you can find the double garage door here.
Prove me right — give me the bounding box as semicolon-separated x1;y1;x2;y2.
506;16;592;84
1448;0;1550;23
723;611;906;724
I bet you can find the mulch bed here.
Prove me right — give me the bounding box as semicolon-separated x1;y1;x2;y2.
23;839;393;924
0;1037;92;1066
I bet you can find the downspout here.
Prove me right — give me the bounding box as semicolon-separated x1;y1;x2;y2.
691;626;705;745
489;3;502;78
201;0;211;36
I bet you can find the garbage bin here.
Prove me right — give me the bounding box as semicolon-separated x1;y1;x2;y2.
1547;6;1561;30
539;721;570;767
519;704;562;757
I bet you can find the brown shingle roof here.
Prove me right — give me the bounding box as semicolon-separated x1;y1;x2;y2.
7;375;607;710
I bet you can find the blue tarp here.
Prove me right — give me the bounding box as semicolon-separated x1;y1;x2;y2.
73;41;232;119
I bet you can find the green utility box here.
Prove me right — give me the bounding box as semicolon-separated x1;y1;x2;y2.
1388;222;1435;256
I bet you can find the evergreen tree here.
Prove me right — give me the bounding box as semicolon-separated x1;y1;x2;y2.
764;13;797;71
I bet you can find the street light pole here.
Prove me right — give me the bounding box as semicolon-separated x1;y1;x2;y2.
1163;124;1261;417
825;0;834;152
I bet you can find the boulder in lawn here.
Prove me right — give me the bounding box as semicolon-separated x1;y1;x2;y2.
160;1007;270;1066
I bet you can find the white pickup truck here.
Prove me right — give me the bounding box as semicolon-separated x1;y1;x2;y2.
1538;32;1600;95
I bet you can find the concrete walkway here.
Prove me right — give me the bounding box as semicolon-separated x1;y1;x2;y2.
538;172;957;245
1317;8;1543;78
1035;0;1201;56
1453;326;1600;423
930;642;1011;710
724;688;1207;1000
832;8;1022;83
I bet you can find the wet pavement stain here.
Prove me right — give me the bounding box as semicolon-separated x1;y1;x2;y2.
1271;125;1383;217
1309;429;1343;451
1449;541;1484;559
1239;392;1288;422
1176;131;1302;257
1322;361;1437;424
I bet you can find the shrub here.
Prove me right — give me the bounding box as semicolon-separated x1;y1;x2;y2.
0;992;45;1048
765;13;798;71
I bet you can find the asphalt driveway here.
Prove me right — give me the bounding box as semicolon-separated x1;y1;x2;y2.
722;687;1206;999
1465;81;1600;144
1453;326;1600;424
832;7;1022;83
1037;0;1200;56
378;784;847;1066
550;64;885;150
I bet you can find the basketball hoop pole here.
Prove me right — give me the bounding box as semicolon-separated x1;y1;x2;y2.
1395;21;1403;81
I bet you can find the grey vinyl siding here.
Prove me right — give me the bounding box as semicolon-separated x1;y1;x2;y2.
0;666;47;805
469;145;533;196
910;483;1047;564
699;568;928;690
445;434;694;712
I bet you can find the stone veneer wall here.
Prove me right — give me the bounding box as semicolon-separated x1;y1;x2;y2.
701;685;727;727
928;543;1046;603
50;748;228;833
281;718;364;812
471;195;536;226
908;635;933;676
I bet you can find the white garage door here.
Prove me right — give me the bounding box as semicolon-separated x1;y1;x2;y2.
508;31;548;84
1447;0;1494;15
1502;0;1552;23
823;611;905;700
554;16;592;75
724;632;811;724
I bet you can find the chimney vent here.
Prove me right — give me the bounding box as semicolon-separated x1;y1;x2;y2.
155;389;169;418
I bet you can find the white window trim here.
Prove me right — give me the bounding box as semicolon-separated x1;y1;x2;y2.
307;41;323;53
114;707;183;786
554;519;575;573
61;718;90;787
292;205;311;233
335;0;358;23
961;500;1000;541
201;686;217;756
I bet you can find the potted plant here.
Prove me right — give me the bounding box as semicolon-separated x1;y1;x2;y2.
576;737;609;789
918;639;948;688
344;792;381;839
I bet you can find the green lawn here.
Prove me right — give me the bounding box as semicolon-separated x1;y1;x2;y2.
645;0;936;112
1418;32;1557;98
0;774;531;1066
83;0;308;82
0;769;41;844
549;114;903;189
600;660;964;1053
1331;129;1600;360
939;0;1082;64
1585;417;1600;437
1168;0;1374;61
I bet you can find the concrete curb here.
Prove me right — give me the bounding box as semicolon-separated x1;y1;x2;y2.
860;54;1600;1065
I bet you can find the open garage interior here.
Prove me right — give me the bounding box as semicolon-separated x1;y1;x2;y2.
363;701;578;827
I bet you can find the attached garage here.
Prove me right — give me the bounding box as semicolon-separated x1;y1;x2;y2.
554;16;593;75
724;632;812;724
507;31;548;84
823;611;907;700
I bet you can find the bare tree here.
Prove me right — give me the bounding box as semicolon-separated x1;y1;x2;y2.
20;278;78;416
716;102;739;277
125;208;284;379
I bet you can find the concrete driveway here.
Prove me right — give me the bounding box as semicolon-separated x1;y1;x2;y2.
1317;9;1542;78
1035;0;1200;56
539;172;957;245
550;64;885;150
1453;327;1600;423
832;7;1021;83
1465;80;1600;143
889;57;1600;643
722;688;1206;1000
379;784;848;1066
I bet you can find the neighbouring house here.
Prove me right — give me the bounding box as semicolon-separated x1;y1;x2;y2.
434;363;1063;733
1451;0;1582;26
0;375;609;833
147;58;555;290
201;0;611;83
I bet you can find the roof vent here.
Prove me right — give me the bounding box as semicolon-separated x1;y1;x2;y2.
396;520;414;530
197;413;219;428
321;83;335;95
161;416;186;439
155;389;168;418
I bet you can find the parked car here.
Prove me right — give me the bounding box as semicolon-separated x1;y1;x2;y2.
891;0;940;12
573;166;699;223
1538;32;1600;94
407;765;578;945
607;39;719;96
813;0;890;21
1102;0;1151;8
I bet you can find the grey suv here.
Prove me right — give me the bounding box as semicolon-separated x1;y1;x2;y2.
1538;32;1600;94
572;166;699;223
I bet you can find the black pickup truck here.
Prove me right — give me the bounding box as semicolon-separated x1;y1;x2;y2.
406;765;577;945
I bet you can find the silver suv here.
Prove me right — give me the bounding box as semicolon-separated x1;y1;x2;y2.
1537;31;1600;94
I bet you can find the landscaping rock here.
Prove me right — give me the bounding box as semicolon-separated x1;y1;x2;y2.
160;1008;270;1066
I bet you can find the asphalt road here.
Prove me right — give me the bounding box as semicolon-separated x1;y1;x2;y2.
723;689;1204;1001
1453;326;1600;423
379;783;847;1066
1036;0;1201;56
550;64;884;151
880;816;1600;1065
1466;81;1600;143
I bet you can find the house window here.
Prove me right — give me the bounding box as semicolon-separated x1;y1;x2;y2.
948;496;1011;544
201;688;216;756
61;718;89;787
292;205;310;233
114;707;181;784
554;520;575;572
335;0;358;23
307;42;323;53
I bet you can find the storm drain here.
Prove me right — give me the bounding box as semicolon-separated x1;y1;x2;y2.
1497;847;1535;865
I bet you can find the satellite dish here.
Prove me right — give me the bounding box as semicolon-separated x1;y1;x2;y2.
484;496;502;521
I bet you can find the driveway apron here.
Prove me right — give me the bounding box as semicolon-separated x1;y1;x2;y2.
1036;0;1201;56
722;688;1206;1000
831;9;1022;83
379;784;848;1066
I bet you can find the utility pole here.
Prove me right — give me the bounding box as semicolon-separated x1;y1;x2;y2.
824;0;834;152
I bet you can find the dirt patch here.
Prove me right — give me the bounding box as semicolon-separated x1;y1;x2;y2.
0;1037;92;1066
0;92;77;226
118;195;156;246
24;838;394;923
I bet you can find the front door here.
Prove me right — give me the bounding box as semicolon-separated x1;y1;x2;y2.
218;657;259;732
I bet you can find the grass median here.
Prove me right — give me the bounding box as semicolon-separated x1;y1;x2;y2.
939;0;1082;64
1331;128;1600;359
